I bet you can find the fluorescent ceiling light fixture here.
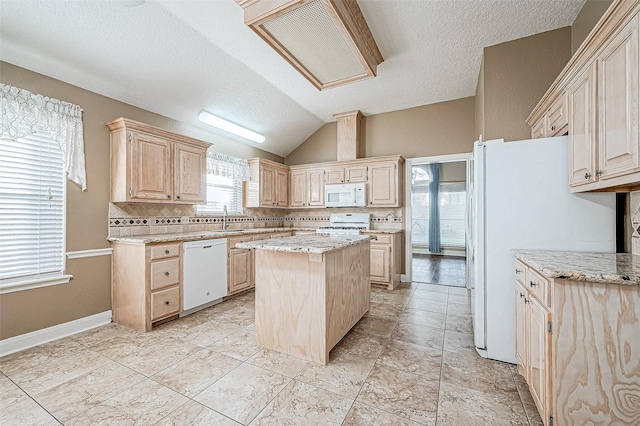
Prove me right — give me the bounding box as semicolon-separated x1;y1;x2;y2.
198;110;266;144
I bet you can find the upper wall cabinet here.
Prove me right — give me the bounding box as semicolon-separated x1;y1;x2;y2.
289;167;325;208
527;0;640;192
245;158;289;208
368;160;401;207
107;118;208;204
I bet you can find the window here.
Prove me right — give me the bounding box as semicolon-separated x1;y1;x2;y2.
197;175;243;215
0;131;67;287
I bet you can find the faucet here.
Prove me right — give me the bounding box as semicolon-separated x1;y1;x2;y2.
222;205;228;231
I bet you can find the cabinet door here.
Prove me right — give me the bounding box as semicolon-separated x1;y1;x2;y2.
368;162;397;206
307;169;325;206
598;15;640;180
229;248;252;294
528;296;551;421
567;63;598;187
370;244;391;283
326;167;345;184
531;117;546;139
130;131;172;201
174;143;206;203
346;165;368;183
515;283;528;375
275;168;289;207
289;170;306;207
260;165;276;207
547;93;568;137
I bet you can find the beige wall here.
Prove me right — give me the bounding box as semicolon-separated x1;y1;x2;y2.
572;0;614;54
480;27;572;142
0;61;282;340
475;57;485;140
286;97;476;165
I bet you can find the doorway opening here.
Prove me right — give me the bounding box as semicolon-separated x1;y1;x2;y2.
405;154;471;287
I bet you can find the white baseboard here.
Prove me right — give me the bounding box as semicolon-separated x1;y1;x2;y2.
0;310;112;357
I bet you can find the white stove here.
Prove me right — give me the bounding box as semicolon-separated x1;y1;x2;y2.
316;213;370;236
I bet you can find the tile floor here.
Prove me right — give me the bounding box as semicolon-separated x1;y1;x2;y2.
1;283;542;425
412;254;467;287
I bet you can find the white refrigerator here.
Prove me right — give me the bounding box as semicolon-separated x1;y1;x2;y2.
470;136;616;364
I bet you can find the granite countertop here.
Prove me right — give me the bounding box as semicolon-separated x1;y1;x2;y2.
513;250;640;286
362;229;403;234
237;234;374;254
108;228;315;244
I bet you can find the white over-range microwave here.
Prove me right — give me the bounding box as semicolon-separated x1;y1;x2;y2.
325;183;367;207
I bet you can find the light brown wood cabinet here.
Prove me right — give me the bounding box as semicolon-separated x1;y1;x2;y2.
367;232;402;289
111;241;182;332
245;158;289;208
531;93;569;139
107;118;207;204
513;255;640;425
325;165;368;184
368;161;399;207
528;1;640;192
514;258;553;426
227;232;291;296
288;167;325;208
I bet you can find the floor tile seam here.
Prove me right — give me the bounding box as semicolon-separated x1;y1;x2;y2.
507;364;537;426
58;362;155;421
7;348;113;397
17;391;64;425
349;398;432;426
2;374;35;410
239;374;295;426
150;396;238;426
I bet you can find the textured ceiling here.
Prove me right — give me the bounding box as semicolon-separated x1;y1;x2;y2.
0;0;586;156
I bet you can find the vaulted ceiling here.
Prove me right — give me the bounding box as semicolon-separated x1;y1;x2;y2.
0;0;586;156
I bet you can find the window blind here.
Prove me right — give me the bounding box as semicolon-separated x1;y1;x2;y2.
197;175;243;215
0;131;65;281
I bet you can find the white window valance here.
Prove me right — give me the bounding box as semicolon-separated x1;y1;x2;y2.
206;150;251;181
1;83;87;190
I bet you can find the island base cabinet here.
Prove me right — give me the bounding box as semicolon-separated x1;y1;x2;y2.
552;281;640;425
254;244;370;365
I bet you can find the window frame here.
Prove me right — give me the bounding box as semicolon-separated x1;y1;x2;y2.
196;174;244;215
0;131;71;295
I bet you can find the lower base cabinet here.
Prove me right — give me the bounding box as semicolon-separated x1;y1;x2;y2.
514;256;640;426
111;241;182;332
367;232;402;289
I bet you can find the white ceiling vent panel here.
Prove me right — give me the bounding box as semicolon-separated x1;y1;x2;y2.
261;1;365;85
236;0;384;90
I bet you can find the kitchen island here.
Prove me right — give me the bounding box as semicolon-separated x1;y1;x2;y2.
237;234;371;365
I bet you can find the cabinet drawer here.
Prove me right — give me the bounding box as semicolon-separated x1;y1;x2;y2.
151;286;180;320
369;234;391;245
514;259;527;285
228;235;254;248
525;268;548;306
252;233;271;241
150;243;180;260
150;258;180;290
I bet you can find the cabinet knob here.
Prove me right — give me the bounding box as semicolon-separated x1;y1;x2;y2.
176;195;181;200
519;292;525;298
595;170;602;177
165;271;170;276
529;281;536;287
551;125;556;131
515;269;522;274
524;298;529;304
167;194;171;199
165;249;170;254
165;300;170;305
584;172;591;180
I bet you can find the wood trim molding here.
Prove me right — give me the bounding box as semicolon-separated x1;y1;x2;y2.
527;0;640;125
66;248;113;259
0;311;112;357
106;117;210;149
236;0;383;90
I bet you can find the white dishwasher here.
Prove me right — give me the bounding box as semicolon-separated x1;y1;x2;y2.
182;238;228;312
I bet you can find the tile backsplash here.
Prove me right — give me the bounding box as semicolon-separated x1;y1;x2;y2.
108;203;403;238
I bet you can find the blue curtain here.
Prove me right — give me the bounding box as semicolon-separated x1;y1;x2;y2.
428;163;442;253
